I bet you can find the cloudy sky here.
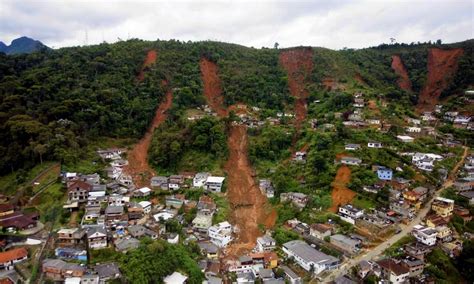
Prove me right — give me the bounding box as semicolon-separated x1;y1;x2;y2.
0;0;472;50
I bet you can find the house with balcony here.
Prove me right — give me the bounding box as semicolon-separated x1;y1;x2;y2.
412;225;437;246
208;221;233;248
338;205;364;224
86;227;108;250
377;259;409;284
282;240;339;275
205;176;225;192
431;197;454;218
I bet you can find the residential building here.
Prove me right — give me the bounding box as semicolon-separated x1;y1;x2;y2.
435;225;453;242
377;167;393;180
431;197;454;218
57;228;85;246
309;223;332;240
293;151;307;162
280;192;309;209
330;234;360;254
344;144;361;151
412;225;437;246
86;227;107;250
115;238;140;253
95;263;122;282
367;141;382;148
193;172;209;188
338;205;364;224
68;180;92;203
406;127;421;133
135;187;151;197
397;135;414;143
340;157;362;166
205;176;225;192
401;258;425;277
164;272;187;284
42;259;86;281
259;179;275;198
138;201;152;214
192;212;213;232
150;176;168;189
208;221;233;248
0;248;28;270
256;235;276;252
377;259;409;284
280;265;302;284
282;240;339;275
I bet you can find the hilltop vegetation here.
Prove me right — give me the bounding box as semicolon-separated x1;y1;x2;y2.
0;39;473;177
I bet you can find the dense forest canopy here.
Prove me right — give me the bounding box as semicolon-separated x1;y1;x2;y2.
0;38;472;175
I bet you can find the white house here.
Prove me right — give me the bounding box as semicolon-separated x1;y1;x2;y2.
397;135;414;143
338;205;364;224
340;157;362;166
367;141;383;148
377;259;410;284
137;187;151;196
412;225;437;246
406;127;421;133
138;201;152;214
205;176;225;192
256;235;276;252
86;228;107;250
208;221;233;248
282;240;339;275
193;172;209;188
164;272;187;284
344;144;361;151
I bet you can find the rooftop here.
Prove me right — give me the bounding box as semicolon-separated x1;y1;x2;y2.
283;240;338;265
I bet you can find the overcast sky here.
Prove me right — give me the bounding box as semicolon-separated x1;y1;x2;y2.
1;0;472;50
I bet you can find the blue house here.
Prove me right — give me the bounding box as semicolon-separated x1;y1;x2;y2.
377;167;393;180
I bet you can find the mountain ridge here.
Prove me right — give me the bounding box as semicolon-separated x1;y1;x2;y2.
0;36;48;55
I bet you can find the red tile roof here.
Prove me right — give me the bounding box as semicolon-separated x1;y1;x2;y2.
0;248;27;264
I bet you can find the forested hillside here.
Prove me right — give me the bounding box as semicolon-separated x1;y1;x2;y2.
0;39;472;175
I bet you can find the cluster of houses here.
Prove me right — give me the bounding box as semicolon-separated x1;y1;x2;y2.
454;155;474;205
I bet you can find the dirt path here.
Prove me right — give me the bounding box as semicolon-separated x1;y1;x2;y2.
137;50;157;82
279;48;314;130
125;88;172;187
329;165;356;213
417;48;464;112
199;57;276;256
200;58;228;118
391;54;413;92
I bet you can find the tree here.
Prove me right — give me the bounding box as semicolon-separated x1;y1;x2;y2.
33;143;47;164
274;42;279;49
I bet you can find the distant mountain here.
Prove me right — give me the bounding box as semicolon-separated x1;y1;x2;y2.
0;36;48;55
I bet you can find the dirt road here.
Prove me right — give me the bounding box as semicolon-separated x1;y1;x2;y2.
319;146;469;282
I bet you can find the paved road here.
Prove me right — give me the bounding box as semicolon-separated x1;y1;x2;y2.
318;146;469;283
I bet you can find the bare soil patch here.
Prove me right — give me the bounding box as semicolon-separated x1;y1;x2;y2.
417;48;464;112
391;55;413;92
199;58;228;118
329;165;356;213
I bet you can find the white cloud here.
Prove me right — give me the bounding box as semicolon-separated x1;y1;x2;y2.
0;0;472;49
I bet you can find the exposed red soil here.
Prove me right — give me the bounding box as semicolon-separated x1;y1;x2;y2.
368;100;381;115
225;125;277;256
417;48;464;112
136;50;157;82
322;77;346;91
391;55;413;92
329;165;356;213
125;84;173;187
200;58;228;118
354;73;366;85
279;48;314;129
199;57;276;256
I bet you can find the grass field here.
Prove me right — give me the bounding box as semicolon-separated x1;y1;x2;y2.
0;161;58;195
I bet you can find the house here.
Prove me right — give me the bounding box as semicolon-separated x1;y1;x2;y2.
68;180;92;203
95;263;121;282
198;241;219;259
453;180;474;192
205;176;225;192
401;257;425;277
330;234;360;254
165;195;185;209
435;225;453;242
97;148;124;160
55;247;87;262
344;144;361;151
293;151;307;162
406;126;421;133
192;212;213;232
377;167;393;180
280;192;309;209
0;209;38;232
256;235;276;252
138;201;152;214
42;259;86;281
153;209;176;222
164;272;188;284
57;228;85;246
357;260;373;279
397;135;414;143
86;227;107;249
193;172;210;188
453;205;472;222
280;265;302;284
128;225;146;238
167;233;179;244
135;187;152;197
105;205;124;222
367;141;382;148
150;176;168;189
404;242;433;260
0;248;28;270
338;205;364;224
115;238;140;253
309;223;332;240
340;157;362;166
282;240;339;275
431;197;454;218
377;259;409;284
208;221;233;248
412;225;437;246
426;214;449;228
169;175;184;190
259;179;275;198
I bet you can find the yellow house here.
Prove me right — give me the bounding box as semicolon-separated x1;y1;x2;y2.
426;215;448;228
431;197;454;218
